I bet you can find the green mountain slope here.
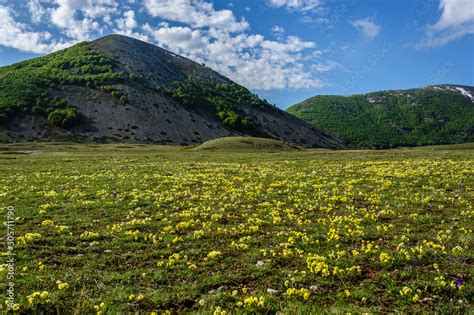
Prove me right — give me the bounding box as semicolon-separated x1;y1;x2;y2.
287;86;474;148
0;42;122;124
0;34;345;148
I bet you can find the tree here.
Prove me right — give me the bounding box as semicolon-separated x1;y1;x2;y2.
47;107;81;128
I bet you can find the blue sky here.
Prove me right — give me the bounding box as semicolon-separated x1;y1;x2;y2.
0;0;473;108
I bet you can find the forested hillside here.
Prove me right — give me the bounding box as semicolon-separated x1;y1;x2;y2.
287;86;474;148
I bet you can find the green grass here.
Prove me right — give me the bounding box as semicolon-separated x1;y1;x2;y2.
0;142;472;313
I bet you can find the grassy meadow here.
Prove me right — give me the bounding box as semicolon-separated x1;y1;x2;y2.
0;141;473;314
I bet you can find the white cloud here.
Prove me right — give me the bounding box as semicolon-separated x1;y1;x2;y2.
311;60;342;73
51;0;118;40
0;0;336;91
422;0;474;47
351;18;381;39
272;26;285;40
432;0;474;29
144;0;249;32
300;16;330;26
143;23;322;90
0;5;72;54
272;25;285;34
140;0;324;89
260;36;315;53
116;10;137;32
113;9;147;40
27;0;46;23
267;0;321;12
144;24;208;50
79;0;119;19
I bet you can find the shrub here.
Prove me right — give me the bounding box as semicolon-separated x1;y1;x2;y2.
47;107;81;128
219;110;252;129
171;76;207;108
169;77;256;130
241;116;253;126
111;91;124;99
100;86;116;93
119;95;127;104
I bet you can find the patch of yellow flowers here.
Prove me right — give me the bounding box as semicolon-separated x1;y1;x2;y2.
5;153;472;312
206;250;222;259
286;287;311;300
27;291;49;305
80;231;100;239
56;280;69;290
128;294;145;302
17;233;42;245
242;295;265;307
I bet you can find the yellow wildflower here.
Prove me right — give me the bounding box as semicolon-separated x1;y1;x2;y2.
41;220;54;226
399;286;412;296
207;251;222;259
56;280;70;290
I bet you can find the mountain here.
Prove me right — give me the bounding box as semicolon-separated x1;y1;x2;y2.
287;85;474;148
0;34;346;148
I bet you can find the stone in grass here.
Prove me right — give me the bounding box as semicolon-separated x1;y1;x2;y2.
267;288;278;295
256;259;271;267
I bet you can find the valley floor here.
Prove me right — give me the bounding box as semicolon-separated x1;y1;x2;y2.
0;142;473;313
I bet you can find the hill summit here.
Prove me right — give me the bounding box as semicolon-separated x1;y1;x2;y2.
0;34;346;148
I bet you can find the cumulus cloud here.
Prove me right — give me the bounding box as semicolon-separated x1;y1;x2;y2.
0;5;72;54
351;18;381;39
143;23;322;89
144;24;208;50
422;0;474;47
27;0;46;23
267;0;321;12
116;10;138;32
113;9;149;40
51;0;118;40
143;0;249;32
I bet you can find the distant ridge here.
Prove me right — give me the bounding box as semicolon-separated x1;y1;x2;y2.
287;84;474;148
